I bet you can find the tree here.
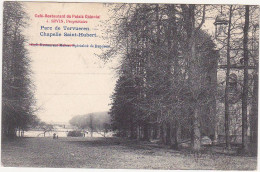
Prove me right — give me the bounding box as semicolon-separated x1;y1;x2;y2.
214;5;258;153
224;5;233;150
105;4;218;151
2;2;36;138
180;4;207;151
38;122;54;137
69;112;111;137
241;5;250;153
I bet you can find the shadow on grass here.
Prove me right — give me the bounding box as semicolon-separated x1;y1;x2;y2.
65;137;180;155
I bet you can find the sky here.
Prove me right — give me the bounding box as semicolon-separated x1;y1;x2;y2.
23;2;117;124
22;2;223;124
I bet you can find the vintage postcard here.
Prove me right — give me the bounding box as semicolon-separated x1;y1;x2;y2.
1;0;259;170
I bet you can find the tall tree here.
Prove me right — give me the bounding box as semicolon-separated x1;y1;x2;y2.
104;4;217;151
2;2;36;138
181;4;206;151
224;5;233;150
241;5;250;153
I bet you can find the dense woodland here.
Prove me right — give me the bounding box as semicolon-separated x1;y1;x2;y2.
104;4;259;154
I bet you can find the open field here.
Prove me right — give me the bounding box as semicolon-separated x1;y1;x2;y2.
1;137;257;170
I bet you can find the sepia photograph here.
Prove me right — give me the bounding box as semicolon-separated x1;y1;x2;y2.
1;0;259;170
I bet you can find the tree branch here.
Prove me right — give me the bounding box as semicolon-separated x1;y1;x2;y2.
195;5;206;32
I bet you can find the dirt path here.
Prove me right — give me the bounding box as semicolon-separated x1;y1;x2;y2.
1;137;257;170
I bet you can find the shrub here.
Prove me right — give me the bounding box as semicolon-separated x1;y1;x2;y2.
67;130;83;137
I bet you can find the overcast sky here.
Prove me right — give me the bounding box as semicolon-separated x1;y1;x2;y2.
22;2;221;124
23;2;117;124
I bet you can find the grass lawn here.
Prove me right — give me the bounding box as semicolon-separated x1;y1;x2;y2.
1;137;257;170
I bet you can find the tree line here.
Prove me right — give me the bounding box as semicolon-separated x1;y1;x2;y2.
69;112;111;137
103;4;259;153
2;2;37;138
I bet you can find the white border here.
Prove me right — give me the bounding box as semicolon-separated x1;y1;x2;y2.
0;1;259;172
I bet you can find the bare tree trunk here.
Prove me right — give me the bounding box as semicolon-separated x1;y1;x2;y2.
136;125;141;140
130;119;135;139
250;73;258;156
190;6;201;152
90;114;93;137
152;124;158;139
160;123;167;144
242;5;250;153
211;52;218;144
170;120;179;150
251;73;258;144
143;122;150;141
192;107;201;151
224;5;233;150
213;119;219;145
181;4;202;151
166;122;171;145
159;123;164;143
168;5;180;149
